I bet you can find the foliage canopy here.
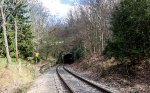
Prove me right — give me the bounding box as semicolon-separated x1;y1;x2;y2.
104;0;150;62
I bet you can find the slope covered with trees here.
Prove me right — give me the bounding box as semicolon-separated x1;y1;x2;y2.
61;0;150;92
104;0;150;64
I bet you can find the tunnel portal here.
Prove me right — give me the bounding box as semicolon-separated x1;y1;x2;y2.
63;53;74;64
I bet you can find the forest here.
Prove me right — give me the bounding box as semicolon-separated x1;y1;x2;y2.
0;0;150;92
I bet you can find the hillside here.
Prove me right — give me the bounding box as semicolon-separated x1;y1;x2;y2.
69;54;150;93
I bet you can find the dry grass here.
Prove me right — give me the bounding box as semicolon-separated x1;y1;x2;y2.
0;58;35;93
72;54;118;76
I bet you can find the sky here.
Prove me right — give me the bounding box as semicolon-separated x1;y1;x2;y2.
41;0;76;18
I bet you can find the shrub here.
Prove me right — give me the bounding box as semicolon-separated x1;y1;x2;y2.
10;52;16;58
73;47;87;60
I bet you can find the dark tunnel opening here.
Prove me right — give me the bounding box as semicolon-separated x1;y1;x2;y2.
63;53;74;64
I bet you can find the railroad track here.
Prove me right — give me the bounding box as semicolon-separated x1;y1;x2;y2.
56;65;113;93
56;65;74;93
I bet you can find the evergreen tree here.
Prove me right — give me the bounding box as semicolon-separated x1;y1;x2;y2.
11;2;33;59
104;0;150;63
0;0;33;59
15;3;33;58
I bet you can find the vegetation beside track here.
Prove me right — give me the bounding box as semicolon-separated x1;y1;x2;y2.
0;58;34;93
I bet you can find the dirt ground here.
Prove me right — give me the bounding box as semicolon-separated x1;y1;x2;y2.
27;67;64;93
69;55;150;93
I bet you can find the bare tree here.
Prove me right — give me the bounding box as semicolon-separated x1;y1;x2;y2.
64;0;119;56
14;18;19;62
0;0;11;67
29;1;52;51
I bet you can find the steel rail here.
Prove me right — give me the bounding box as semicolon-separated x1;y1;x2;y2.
56;65;75;93
63;65;113;93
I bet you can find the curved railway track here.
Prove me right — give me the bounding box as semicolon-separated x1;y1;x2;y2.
56;65;74;93
56;65;113;93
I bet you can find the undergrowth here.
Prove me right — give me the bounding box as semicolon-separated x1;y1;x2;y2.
0;58;35;93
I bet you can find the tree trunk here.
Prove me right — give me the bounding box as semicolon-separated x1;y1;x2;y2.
14;18;19;63
101;32;104;52
46;51;49;61
0;6;11;67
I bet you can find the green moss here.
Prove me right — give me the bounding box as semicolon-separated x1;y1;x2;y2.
0;58;23;68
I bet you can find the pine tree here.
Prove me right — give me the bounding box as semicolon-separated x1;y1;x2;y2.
104;0;150;63
13;1;33;58
0;0;33;59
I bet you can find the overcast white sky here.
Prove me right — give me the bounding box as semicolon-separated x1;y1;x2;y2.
41;0;75;18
